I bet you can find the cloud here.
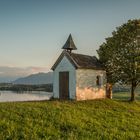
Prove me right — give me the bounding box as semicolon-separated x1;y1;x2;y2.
0;71;4;74
26;67;50;74
0;66;50;78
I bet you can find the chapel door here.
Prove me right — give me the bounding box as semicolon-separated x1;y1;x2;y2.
59;72;69;99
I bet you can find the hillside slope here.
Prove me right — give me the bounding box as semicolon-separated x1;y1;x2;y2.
0;99;140;139
13;72;53;85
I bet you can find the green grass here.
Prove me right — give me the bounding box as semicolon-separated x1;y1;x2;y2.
1;98;140;140
113;92;140;101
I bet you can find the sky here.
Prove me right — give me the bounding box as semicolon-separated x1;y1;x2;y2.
0;0;140;80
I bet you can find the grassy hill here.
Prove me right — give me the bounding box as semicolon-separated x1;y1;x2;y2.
0;99;140;140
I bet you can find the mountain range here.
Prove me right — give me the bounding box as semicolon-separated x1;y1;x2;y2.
13;72;53;85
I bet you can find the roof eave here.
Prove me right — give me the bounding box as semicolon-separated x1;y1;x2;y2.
51;51;78;71
76;67;105;70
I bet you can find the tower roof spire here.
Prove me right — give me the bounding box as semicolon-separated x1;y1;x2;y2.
62;34;77;52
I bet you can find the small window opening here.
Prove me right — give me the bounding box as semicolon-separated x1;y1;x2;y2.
96;75;101;86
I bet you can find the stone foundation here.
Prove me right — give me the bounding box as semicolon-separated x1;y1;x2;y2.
76;87;106;100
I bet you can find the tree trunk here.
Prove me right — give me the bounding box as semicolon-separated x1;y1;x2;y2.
130;80;136;101
106;83;112;99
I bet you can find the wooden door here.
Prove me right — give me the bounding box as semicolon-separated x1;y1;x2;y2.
59;72;69;99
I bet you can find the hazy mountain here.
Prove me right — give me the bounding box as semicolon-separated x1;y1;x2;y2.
13;72;53;85
0;66;49;83
0;77;18;83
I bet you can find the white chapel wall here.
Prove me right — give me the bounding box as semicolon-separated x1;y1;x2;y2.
53;56;76;99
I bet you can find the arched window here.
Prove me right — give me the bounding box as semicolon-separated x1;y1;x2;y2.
96;75;101;86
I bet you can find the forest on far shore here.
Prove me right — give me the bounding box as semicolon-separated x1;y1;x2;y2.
0;83;53;92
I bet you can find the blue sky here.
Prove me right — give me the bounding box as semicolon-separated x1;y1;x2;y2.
0;0;140;79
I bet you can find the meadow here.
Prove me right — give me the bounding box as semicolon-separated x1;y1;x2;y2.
0;92;140;140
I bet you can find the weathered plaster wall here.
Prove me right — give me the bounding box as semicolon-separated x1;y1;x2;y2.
53;56;76;99
76;69;106;100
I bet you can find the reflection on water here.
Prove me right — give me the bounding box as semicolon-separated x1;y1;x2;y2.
0;91;53;102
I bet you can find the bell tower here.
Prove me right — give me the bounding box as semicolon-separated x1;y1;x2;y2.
62;34;77;53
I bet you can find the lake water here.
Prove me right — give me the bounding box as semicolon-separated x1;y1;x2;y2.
0;91;53;102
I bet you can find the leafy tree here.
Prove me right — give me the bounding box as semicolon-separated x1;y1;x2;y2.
97;19;140;101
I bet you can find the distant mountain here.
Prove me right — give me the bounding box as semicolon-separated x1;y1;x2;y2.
13;72;53;85
0;77;18;83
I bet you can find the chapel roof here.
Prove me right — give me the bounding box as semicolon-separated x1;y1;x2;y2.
70;52;103;69
51;50;104;70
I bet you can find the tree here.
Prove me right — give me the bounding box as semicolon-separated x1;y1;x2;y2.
97;19;140;101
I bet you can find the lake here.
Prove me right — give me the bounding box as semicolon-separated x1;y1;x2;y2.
0;91;53;102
